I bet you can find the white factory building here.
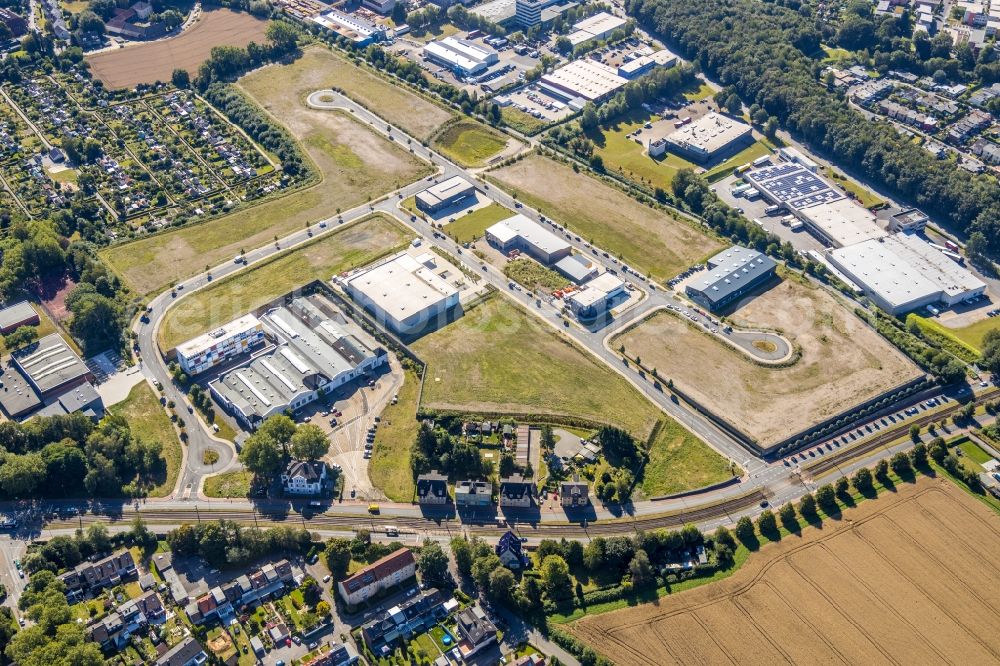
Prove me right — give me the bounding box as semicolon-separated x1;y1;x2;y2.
567;272;626;318
176;314;265;375
486;214;572;264
827;233;986;314
342;251;460;335
617;49;677;79
665;113;753;163
539;59;627;105
744;162;885;248
566;11;627;47
423;36;498;76
209;297;387;430
310;9;386;45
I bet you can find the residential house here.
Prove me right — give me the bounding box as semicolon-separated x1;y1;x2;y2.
560;477;589;508
156;637;207;666
337;548;416;606
305;642;360;666
281;459;328;495
186;559;294;624
88;591;165;652
151;553;188;605
454;605;498;659
360;589;446;656
495;531;528;569
972;137;1000;164
454;480;492;508
269;622;291;644
416;471;449;505
498;474;534;508
514;653;546;666
0;8;27;37
946;110;992;144
60;550;137;600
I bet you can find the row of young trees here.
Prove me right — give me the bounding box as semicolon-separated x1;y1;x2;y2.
627;0;1000;264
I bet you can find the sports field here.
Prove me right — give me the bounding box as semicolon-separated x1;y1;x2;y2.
432;120;508;167
490;155;722;282
86;9;269;89
571;476;1000;665
413;294;659;438
158;214;410;351
244;45;453;140
103;67;430;296
612;275;921;446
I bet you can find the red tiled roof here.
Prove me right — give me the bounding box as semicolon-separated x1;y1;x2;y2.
340;548;414;593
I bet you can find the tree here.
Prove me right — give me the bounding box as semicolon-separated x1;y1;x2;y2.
889;451;912;476
391;2;407;24
171;68;190;88
815;484;837;513
583;537;605;571
628;549;654;586
3;325;38;350
0;453;46;496
724;93;742;115
265;21;299;51
778;502;797;528
852;467;874;494
451;537;474;576
734;515;755;544
909;424;921;442
290;424;329;460
257;415;297;447
874;458;890;481
239;432;282;478
756;509;777;536
487;566;516;604
834;476;850;498
77;10;105;34
540;554;572;599
714;526;736;551
417;540;450;587
798;492;817;518
911;442;929;468
316;600;331;616
471;553;502;591
324;538;352;580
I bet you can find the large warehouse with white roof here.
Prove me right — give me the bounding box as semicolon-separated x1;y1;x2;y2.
539;59;627;103
486;214;572;264
423;37;498;76
341;251;460;335
665;113;753;163
827;233;985;314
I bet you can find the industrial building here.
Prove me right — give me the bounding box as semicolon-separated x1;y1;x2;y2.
826;233;986;314
209;297;387;430
617;49;677;79
0;333;97;419
486;214;572;264
888;208;930;233
665;113;753;163
0;301;40;334
514;0;575;27
175;314;265;376
685;246;777;312
423;37;498;76
567;272;626;318
744;162;886;248
342;251;460;335
470;0;517;26
539;59;627;103
362;0;395;13
310;9;386;45
415;175;476;214
553;253;599;283
566;11;626;46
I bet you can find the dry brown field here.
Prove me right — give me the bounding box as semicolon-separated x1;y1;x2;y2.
571;476;1000;665
86;9;269;89
612;276;920;445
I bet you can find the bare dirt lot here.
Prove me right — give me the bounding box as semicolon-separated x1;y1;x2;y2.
86;9;269;89
612;275;921;446
571;476;1000;665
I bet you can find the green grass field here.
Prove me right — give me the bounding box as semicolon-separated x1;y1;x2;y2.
490;154;723;282
111;382;182;498
640;419;735;498
158;214;411;351
432;120;508;167
907;314;982;361
682;82;715;101
203;470;252;498
702;141;774;182
589;111;697;190
821;166;885;208
931;316;1000;351
415;294;663;438
443;203;512;243
501;107;550;135
369;368;422;502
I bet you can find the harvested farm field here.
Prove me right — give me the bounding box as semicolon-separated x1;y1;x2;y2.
570;476;1000;665
611;274;920;446
86;9;269;89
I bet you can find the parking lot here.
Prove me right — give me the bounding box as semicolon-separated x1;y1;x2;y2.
499;83;575;123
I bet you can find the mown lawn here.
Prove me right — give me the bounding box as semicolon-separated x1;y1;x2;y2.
369;368;422;502
444;203;513;243
158;214;411;351
432;120;508;167
203;470;253;498
930;315;1000;352
112;382;182;498
640;419;735;498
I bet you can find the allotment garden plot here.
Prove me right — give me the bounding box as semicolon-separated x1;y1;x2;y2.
612;276;921;447
570;476;1000;665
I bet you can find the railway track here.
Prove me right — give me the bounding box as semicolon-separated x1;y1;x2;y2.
45;488;769;539
804;387;1000;478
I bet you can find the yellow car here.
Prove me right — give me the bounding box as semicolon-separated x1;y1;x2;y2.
368;503;380;514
